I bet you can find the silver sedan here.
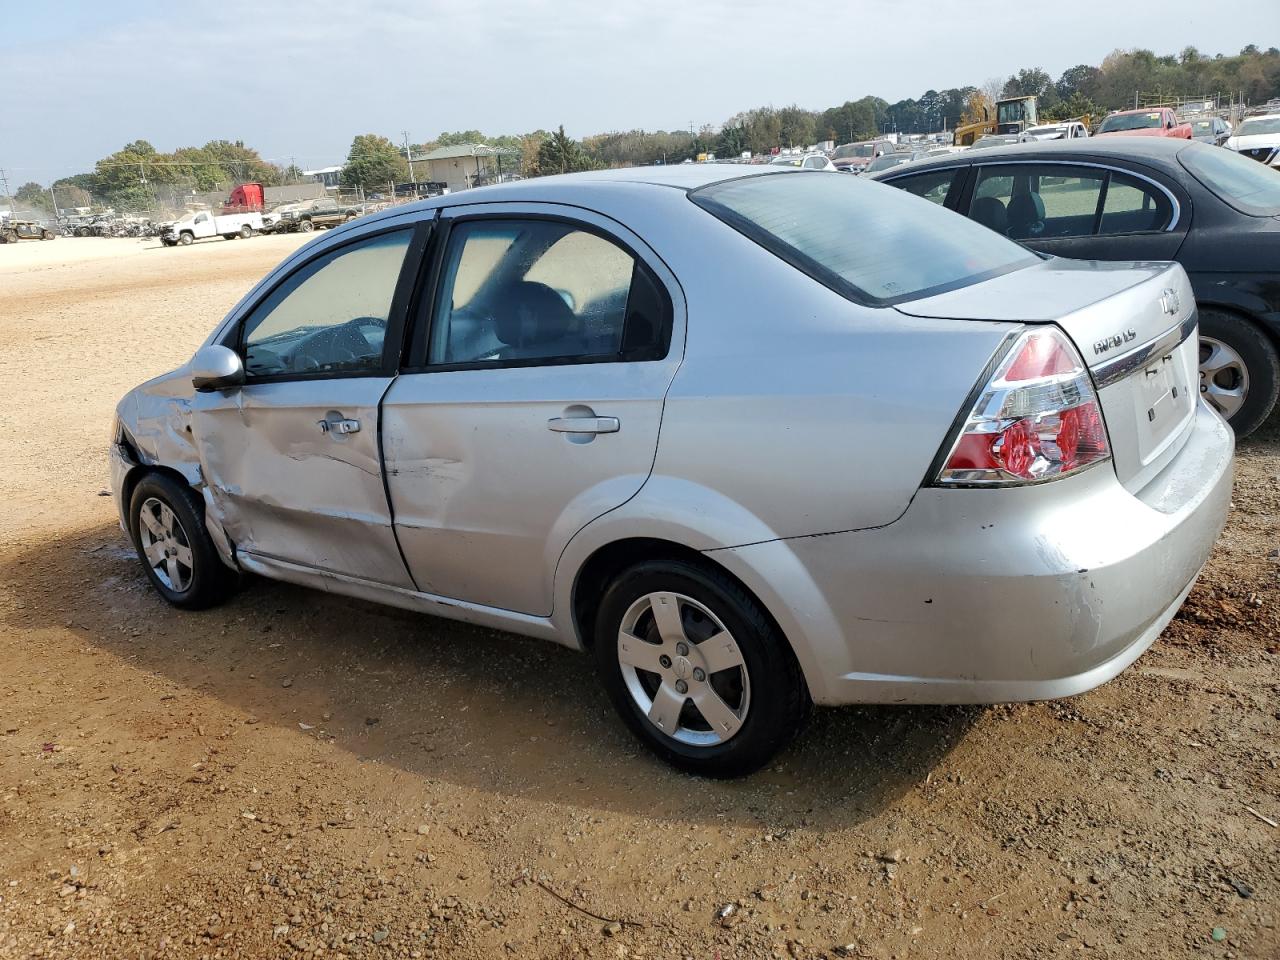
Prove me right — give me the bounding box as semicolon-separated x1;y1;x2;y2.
110;165;1233;777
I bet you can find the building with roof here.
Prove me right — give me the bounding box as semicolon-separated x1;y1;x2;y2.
414;144;518;192
302;165;344;189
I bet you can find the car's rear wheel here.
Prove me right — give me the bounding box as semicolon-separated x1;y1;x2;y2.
593;559;810;778
1198;309;1279;438
299;219;314;233
128;473;235;610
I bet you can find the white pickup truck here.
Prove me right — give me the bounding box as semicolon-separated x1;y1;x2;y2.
160;210;264;246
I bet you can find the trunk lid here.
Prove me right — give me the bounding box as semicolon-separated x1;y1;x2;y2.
897;257;1199;493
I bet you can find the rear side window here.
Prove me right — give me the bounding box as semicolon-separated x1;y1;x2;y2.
690;172;1037;306
1098;173;1174;234
889;169;961;206
969;165;1173;240
1178;142;1280;217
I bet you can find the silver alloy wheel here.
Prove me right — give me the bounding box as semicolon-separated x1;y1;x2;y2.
137;496;194;593
1199;335;1249;421
617;592;751;747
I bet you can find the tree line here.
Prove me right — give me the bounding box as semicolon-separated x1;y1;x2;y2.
17;43;1279;213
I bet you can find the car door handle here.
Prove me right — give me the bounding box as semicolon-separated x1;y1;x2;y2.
547;416;619;434
318;417;360;435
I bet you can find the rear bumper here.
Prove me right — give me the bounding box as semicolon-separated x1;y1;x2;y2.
713;401;1233;705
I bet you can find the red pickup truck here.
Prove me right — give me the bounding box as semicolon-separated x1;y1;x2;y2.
1094;107;1192;139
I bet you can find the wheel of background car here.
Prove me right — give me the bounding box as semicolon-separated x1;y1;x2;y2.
239;224;253;239
178;232;193;245
299;219;314;233
41;230;53;240
593;558;810;778
128;472;236;610
1198;309;1279;439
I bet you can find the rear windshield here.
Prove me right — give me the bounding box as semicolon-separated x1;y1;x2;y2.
1178;141;1280;217
690;172;1038;306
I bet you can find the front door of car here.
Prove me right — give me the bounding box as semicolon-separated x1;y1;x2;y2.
381;204;685;616
191;223;427;589
962;162;1188;262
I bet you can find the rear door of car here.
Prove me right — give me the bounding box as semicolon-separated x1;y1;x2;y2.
953;159;1190;261
380;202;686;616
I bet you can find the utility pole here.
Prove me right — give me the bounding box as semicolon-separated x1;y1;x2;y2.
48;185;59;217
0;167;14;217
403;131;417;191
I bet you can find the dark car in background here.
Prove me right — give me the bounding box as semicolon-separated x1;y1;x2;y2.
874;137;1280;436
1189;117;1232;147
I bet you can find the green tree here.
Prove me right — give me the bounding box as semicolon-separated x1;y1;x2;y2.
14;182;51;210
341;134;409;190
535;126;597;176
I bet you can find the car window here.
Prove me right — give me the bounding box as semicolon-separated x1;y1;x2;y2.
691;171;1037;306
971;166;1106;240
1178;141;1280;217
889;169;960;206
241;229;412;378
427;219;668;366
1098;173;1174;234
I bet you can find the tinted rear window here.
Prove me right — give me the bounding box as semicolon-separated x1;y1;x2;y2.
1178;141;1280;216
690;171;1038;306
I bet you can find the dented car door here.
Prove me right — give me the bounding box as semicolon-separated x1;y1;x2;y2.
191;225;424;588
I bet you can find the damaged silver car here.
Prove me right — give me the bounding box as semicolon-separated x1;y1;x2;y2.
111;165;1233;777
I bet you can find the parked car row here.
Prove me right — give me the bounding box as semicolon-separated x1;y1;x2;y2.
112;161;1234;777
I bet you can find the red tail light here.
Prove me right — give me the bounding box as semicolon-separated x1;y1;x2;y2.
935;327;1110;485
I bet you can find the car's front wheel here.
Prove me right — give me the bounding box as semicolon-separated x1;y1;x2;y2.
299;219;314;233
128;473;235;609
1199;309;1279;438
593;560;810;778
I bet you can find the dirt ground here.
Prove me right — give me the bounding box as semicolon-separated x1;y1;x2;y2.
0;235;1276;960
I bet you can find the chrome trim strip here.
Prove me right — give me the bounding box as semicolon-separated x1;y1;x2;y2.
1092;311;1198;388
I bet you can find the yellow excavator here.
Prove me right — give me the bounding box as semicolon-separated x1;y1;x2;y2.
953;95;1040;146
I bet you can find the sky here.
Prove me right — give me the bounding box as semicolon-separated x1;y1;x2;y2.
0;0;1276;186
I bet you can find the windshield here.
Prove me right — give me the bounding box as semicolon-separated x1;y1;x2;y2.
1191;121;1214;135
997;100;1035;126
1237;117;1280;137
1178;141;1280;217
1025;126;1064;137
866;154;908;172
770;156;802;166
1099;111;1163;133
690;172;1038;306
834;143;876;159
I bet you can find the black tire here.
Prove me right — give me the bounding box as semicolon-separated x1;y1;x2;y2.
1;230;16;244
239;224;253;239
128;473;236;610
1199;309;1279;439
41;230;54;240
178;232;193;246
592;559;810;778
299;218;314;233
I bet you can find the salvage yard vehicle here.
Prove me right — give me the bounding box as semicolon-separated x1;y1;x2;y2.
1224;113;1280;169
1096;107;1192;139
277;196;360;232
769;152;837;171
160;209;263;246
111;165;1232;777
830;139;892;173
1023;121;1090;141
874;137;1280;437
1189;116;1232;147
0;219;57;242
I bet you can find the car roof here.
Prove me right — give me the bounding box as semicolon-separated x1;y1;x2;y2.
352;163;786;228
874;136;1195;178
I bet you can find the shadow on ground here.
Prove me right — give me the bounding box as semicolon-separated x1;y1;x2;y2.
2;521;981;830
